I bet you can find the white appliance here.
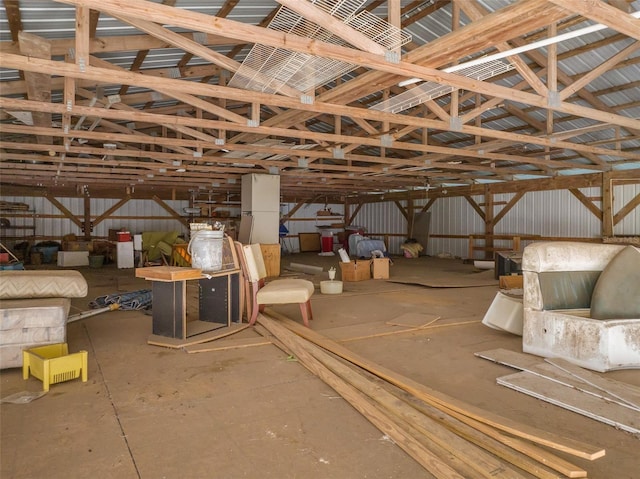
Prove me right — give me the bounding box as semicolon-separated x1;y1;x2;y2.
117;241;134;269
241;173;280;244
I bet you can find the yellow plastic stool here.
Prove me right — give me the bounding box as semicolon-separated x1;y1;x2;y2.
23;343;88;391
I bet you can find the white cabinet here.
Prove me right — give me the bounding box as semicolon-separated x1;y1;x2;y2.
117;242;134;269
241;174;280;212
241;174;280;244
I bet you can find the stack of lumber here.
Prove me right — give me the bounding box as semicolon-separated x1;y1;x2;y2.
476;348;640;435
258;309;607;479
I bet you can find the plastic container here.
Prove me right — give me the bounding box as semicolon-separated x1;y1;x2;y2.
188;230;224;272
22;343;88;391
320;280;343;294
321;231;334;253
116;231;131;242
89;255;104;268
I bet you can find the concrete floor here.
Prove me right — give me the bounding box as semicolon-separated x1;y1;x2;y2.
1;253;639;478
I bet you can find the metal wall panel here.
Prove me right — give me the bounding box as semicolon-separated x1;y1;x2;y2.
91;199;189;238
614;183;640;236
280;202;344;253
2;186;637;259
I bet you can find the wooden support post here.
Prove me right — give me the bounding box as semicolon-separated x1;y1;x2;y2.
484;187;494;260
602;172;614;238
83;193;91;240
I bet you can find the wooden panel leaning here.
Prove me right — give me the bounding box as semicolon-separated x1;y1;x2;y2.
234;241;315;327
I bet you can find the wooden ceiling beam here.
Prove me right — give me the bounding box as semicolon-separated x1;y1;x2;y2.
548;0;640;41
17;32;52;144
2;0;22;42
559;40;640;101
3;94;635;167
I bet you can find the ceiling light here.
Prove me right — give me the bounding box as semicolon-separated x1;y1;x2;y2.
397;10;640;88
398;78;421;87
176;168;186;173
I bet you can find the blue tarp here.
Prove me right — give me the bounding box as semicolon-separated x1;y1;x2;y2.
89;289;152;310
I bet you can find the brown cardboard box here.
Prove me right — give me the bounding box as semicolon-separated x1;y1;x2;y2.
499;275;523;289
339;260;371;282
62;240;92;252
372;257;390;279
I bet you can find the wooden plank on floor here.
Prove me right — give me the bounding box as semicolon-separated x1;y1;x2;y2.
268;308;606;461
498;371;640;435
321;320;414;342
147;323;250;348
546;357;640;411
386;312;441;328
257;314;493;479
184;336;271;353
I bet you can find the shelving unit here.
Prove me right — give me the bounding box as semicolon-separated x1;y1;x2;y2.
0;209;36;247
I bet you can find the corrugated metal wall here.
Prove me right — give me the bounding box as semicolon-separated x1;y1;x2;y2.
1;196;190;245
2;182;638;256
280;202;344;253
343;183;639;258
615;183;640;235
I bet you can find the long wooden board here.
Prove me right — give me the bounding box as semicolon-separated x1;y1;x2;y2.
266;308;606;461
184;336;271;353
257;314;490;479
498;372;640;435
147;323;250;348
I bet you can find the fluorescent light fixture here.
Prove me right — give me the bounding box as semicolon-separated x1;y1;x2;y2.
398;77;421;87
398;10;640;87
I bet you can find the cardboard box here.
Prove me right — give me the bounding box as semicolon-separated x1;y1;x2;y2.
62;240;92;251
372;257;390;279
499;275;523;290
339;259;371;282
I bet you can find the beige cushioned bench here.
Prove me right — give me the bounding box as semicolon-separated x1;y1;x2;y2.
0;270;88;369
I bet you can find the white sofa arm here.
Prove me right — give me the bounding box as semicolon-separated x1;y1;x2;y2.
522;241;624;273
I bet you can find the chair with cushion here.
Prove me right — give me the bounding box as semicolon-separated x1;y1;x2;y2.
522;241;640;372
235;242;314;327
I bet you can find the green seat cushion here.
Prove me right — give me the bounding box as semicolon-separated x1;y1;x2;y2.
590;246;640;320
538;271;601;310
